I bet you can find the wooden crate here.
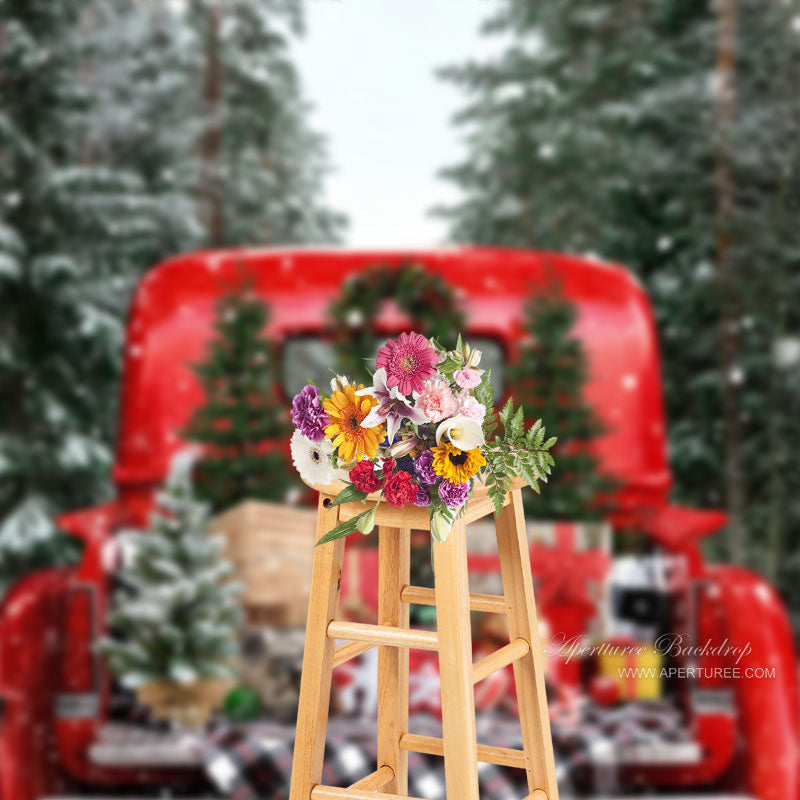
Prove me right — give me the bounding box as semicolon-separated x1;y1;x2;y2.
211;501;317;627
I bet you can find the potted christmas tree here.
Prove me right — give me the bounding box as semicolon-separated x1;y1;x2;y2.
98;453;242;728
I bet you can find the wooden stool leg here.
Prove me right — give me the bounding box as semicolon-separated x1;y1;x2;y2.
289;497;346;800
495;489;559;800
377;526;410;794
432;518;480;800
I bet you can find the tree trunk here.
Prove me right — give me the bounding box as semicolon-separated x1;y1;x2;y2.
202;0;223;246
714;0;746;563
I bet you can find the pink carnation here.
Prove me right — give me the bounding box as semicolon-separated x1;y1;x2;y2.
415;377;458;423
457;391;486;422
454;367;482;389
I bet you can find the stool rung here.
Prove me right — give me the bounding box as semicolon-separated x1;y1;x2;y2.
400;585;507;614
399;733;527;769
327;620;439;651
311;787;425;800
348;765;394;791
332;640;375;668
472;637;530;684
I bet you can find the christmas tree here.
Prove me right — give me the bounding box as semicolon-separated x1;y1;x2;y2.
184;279;290;511
509;282;614;520
99;453;241;688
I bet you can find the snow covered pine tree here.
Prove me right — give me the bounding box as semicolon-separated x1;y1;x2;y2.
437;0;800;572
98;453;241;726
0;0;165;588
86;0;346;249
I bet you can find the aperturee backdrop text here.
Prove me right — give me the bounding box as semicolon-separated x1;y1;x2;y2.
289;333;556;544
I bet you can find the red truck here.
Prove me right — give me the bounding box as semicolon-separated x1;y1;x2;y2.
0;248;797;800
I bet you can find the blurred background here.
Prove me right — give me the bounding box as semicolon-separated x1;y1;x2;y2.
1;1;799;799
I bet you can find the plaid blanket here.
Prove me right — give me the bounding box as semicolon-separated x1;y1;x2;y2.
199;701;691;799
200;715;533;800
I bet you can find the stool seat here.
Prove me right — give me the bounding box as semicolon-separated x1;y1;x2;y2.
305;476;527;530
289;483;559;800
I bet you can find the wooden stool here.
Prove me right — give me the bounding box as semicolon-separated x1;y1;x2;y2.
290;478;559;800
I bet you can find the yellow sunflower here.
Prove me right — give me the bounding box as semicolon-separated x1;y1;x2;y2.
323;383;384;462
431;442;486;484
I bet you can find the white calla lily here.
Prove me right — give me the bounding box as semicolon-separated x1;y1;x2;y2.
435;415;485;451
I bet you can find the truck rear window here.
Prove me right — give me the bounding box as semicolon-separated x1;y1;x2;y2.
282;336;505;401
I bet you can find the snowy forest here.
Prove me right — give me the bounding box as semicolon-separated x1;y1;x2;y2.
437;0;800;598
2;0;800;613
0;0;344;586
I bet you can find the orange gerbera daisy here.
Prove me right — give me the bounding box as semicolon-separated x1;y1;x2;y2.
323;383;384;462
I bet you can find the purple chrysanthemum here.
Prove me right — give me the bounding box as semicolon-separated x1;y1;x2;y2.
413;484;432;507
291;384;329;442
438;479;470;509
414;450;437;485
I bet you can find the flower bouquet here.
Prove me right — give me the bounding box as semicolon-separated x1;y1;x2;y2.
289;332;556;544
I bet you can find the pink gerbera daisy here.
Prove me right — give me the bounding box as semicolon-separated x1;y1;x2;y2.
376;332;438;395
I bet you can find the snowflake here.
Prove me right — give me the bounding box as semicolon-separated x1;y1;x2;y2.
774;336;800;368
345;309;364;327
538;143;556;160
728;366;745;385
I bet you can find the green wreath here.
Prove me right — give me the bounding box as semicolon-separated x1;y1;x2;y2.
329;262;465;383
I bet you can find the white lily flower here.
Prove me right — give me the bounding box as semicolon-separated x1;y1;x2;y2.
435;415;485;451
355;367;427;443
389;435;421;458
466;348;482;368
330;374;349;393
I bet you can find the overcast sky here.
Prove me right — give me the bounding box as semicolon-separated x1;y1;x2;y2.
294;0;498;248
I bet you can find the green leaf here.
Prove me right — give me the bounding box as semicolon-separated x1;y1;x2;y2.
316;509;374;546
475;368;494;410
438;356;461;375
331;484;369;506
510;405;525;438
499;397;514;429
488;484;505;515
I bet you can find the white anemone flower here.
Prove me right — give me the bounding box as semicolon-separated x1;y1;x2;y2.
435;415;485;451
290;429;336;485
